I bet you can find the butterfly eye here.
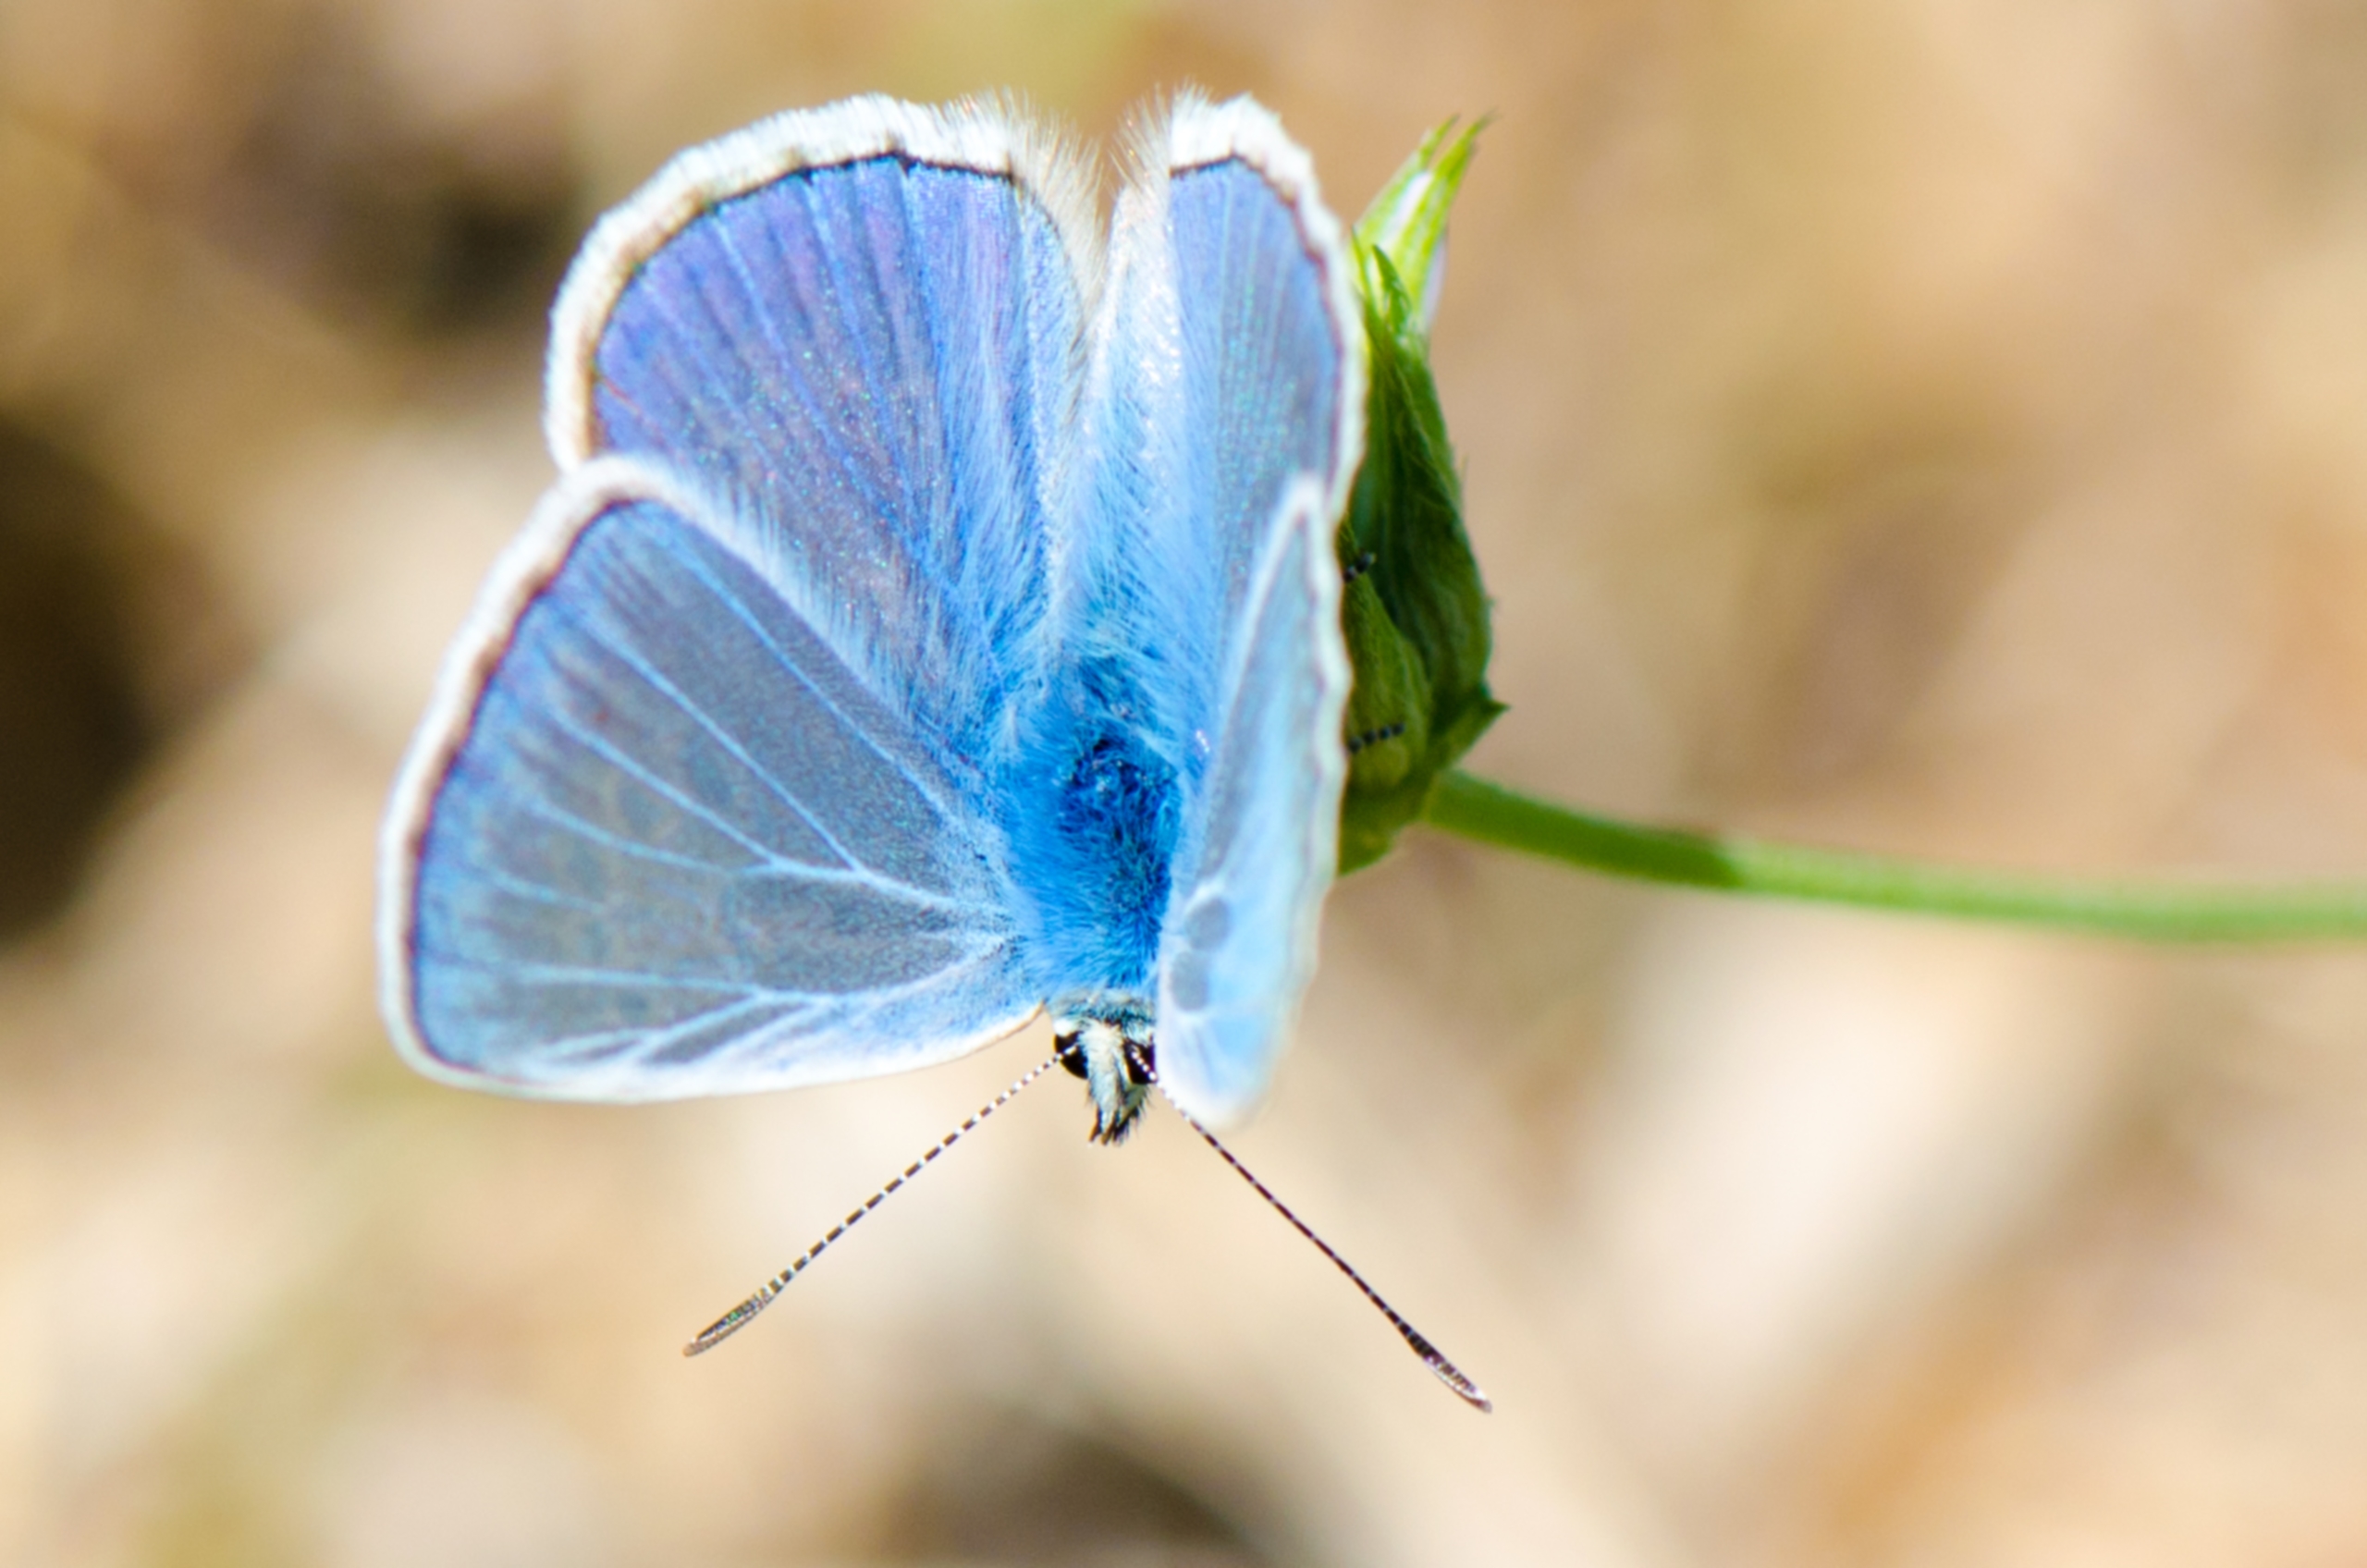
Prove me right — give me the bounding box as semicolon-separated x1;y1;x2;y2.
1122;1037;1157;1086
1052;1032;1086;1079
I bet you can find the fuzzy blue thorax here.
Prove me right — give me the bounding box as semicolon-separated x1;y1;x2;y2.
1004;651;1186;1000
1007;659;1178;1145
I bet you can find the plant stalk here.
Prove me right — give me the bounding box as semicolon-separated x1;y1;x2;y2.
1423;770;2367;943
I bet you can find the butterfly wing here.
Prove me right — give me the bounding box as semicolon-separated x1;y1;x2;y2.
1157;481;1351;1123
1074;97;1363;1122
546;94;1094;767
384;98;1094;1097
382;460;1042;1098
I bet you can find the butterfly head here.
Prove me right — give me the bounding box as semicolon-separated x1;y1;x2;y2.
1051;998;1157;1145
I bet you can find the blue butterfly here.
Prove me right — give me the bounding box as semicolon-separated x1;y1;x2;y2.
378;93;1359;1140
376;92;1494;1408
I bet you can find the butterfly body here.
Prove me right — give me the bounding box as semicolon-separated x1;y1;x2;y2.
380;92;1362;1131
1009;668;1184;998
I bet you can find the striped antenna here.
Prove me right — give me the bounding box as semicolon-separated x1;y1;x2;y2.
1141;1051;1491;1412
684;1052;1062;1356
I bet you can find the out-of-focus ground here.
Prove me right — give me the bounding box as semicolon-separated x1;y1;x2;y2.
7;2;2367;1564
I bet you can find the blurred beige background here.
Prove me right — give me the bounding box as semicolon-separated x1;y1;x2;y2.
7;1;2367;1564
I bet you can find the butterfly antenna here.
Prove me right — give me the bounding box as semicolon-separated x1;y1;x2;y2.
684;1052;1062;1357
1162;1086;1493;1412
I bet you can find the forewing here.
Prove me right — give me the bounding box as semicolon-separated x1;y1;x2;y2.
1056;98;1360;750
546;96;1095;761
1070;96;1362;1121
380;460;1039;1100
1155;484;1350;1123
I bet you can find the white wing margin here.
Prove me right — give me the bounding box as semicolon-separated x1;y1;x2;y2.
1155;480;1352;1124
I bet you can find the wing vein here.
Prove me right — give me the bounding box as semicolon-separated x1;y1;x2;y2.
436;956;761;993
545;994;795;1065
538;692;823;871
505;790;750;876
711;212;901;528
665;533;983;843
536;594;995;913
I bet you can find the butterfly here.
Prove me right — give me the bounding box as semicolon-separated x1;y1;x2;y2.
379;90;1356;1134
376;92;1487;1407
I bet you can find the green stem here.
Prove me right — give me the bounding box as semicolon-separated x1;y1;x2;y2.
1422;770;2367;943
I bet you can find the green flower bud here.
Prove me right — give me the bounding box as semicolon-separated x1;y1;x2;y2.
1336;119;1504;874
